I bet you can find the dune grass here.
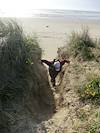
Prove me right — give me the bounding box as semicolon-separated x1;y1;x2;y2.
65;29;99;61
70;29;94;60
0;19;56;133
0;20;42;110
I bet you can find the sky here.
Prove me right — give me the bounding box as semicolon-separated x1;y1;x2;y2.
0;0;100;17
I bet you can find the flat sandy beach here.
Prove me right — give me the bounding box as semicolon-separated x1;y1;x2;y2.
18;18;100;60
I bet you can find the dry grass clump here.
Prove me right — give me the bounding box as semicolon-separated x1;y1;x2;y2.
0;19;55;133
0;19;55;112
65;29;97;61
58;29;100;63
0;20;41;109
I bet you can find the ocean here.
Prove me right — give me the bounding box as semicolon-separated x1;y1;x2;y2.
31;9;100;20
1;9;100;20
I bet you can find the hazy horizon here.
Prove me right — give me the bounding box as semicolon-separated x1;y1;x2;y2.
0;9;100;18
0;0;100;17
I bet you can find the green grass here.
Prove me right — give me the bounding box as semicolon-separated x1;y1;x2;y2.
87;121;100;133
79;79;100;98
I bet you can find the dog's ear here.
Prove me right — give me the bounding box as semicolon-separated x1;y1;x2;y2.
53;59;56;62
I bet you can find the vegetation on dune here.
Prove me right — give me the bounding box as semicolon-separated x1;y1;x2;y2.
64;29;100;61
0;20;42;109
58;29;100;103
0;20;55;133
79;79;100;99
69;29;95;60
55;29;100;133
87;121;100;133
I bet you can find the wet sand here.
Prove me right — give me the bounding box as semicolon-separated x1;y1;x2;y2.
18;18;100;60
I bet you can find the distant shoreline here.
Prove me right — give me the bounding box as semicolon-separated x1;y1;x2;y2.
30;9;100;21
1;9;100;21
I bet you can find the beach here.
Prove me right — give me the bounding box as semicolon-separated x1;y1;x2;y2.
17;11;100;60
0;9;100;133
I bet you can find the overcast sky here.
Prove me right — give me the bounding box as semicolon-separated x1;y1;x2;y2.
0;0;100;11
0;0;100;17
